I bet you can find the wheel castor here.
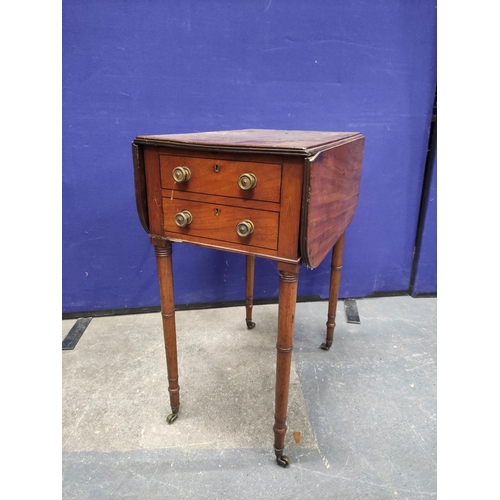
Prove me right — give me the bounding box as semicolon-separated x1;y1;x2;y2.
246;320;256;330
166;413;178;424
276;455;290;468
320;342;331;351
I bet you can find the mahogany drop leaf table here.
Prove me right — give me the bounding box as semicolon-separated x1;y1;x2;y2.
132;129;365;467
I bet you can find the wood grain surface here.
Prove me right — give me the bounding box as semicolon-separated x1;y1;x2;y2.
159;153;282;203
162;197;279;250
301;137;365;268
133;129;365;466
132;142;149;233
135;129;362;156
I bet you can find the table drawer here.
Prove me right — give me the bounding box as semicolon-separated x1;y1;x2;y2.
159;154;282;203
162;197;279;250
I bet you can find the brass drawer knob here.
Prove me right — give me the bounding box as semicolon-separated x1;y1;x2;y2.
174;210;192;228
172;166;191;183
236;220;254;238
237;172;257;190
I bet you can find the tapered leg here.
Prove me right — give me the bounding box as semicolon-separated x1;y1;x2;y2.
273;262;300;467
245;254;256;329
154;240;180;424
321;232;346;351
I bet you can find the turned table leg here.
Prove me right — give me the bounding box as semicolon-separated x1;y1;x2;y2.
321;232;346;351
245;254;256;329
273;262;300;467
154;240;180;424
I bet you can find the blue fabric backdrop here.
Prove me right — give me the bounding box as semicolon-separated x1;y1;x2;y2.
63;0;437;313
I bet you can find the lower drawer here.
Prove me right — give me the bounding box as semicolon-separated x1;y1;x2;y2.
162;198;279;250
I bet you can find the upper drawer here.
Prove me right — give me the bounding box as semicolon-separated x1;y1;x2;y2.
159;154;282;203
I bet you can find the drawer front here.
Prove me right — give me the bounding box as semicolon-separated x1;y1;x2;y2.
159;154;282;203
162;198;279;250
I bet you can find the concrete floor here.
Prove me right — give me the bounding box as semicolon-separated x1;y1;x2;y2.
62;296;436;499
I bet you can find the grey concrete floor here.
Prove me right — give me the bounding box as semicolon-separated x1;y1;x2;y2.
62;296;436;499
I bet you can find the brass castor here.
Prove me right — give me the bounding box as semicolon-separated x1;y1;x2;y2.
246;320;256;330
320;342;332;351
276;455;290;468
166;413;178;424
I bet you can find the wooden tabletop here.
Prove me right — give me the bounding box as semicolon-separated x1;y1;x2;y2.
134;129;362;156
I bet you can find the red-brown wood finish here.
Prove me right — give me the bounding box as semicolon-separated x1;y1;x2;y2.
162;197;280;250
159;153;282;203
273;262;300;466
153;239;180;423
132;142;149;233
245;255;256;329
132;129;365;467
143;146;163;236
276;156;304;261
301;137;365;269
135;129;361;156
321;232;346;351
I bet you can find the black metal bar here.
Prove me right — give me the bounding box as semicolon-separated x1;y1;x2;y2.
344;299;360;324
410;89;437;295
367;290;409;298
411;292;437;299
62;295;324;320
62;317;93;350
